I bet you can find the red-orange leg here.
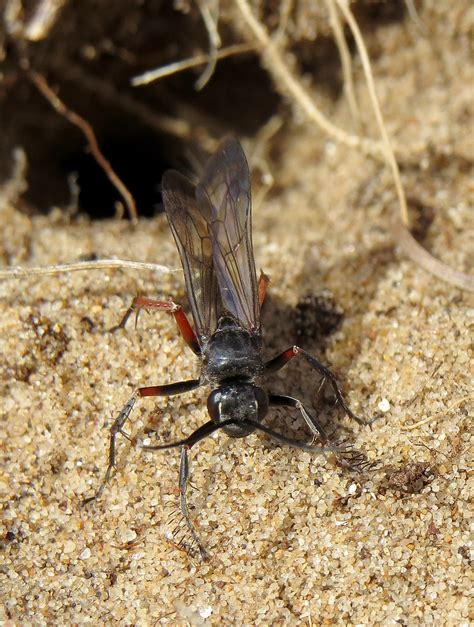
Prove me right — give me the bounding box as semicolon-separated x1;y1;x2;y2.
115;296;200;354
258;271;270;308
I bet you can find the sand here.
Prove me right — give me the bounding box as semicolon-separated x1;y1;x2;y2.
1;3;473;626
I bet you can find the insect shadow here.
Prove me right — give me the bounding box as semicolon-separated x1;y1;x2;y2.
83;137;374;560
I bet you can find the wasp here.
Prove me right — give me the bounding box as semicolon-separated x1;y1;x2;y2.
84;138;371;558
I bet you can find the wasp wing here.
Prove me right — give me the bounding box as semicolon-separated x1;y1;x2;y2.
196;137;260;332
161;170;219;338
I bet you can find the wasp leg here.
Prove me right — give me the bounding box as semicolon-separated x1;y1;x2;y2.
258;270;270;308
142;419;239;560
179;447;209;561
113;296;200;355
264;346;373;427
268;393;328;441
242;419;346;454
82;378;201;505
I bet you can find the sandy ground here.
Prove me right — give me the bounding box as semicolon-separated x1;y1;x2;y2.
1;4;473;626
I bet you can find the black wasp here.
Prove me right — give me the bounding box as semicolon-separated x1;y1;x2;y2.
84;137;371;559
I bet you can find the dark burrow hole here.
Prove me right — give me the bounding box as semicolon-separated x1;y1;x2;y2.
0;0;412;220
2;54;280;219
1;54;279;219
61;129;171;219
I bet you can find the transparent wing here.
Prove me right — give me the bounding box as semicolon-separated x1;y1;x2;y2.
161;170;218;337
196;137;260;331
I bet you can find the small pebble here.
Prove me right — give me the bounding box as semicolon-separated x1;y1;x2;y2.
121;529;137;543
199;607;212;619
63;540;76;554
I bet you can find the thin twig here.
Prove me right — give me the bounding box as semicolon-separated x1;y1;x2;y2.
29;70;138;224
194;0;220;90
131;43;255;87
335;0;409;227
23;0;66;41
401;395;472;431
274;0;294;43
0;259;175;279
405;0;426;33
250;115;284;208
325;0;360;124
392;221;474;292
0;147;28;204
